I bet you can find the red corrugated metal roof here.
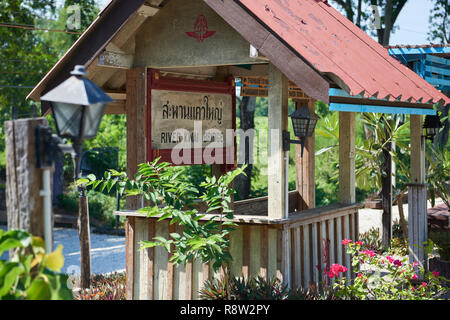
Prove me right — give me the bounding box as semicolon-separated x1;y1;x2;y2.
238;0;449;105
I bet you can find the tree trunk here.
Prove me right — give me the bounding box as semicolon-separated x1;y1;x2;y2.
235;96;255;200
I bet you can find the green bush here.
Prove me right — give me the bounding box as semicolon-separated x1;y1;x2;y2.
0;229;72;300
430;231;450;261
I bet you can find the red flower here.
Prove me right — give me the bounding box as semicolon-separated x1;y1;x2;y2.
421;282;427;288
411;274;418;280
342;239;352;246
354;241;363;246
386;256;394;263
411;286;415;292
433;271;439;277
357;273;363;278
393;259;402;267
327;270;335;278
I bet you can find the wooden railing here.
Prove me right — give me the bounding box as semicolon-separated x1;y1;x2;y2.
116;202;362;300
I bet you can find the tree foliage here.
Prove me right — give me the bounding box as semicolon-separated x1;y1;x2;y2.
427;0;449;44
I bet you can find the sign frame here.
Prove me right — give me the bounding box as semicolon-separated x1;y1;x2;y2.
147;69;236;171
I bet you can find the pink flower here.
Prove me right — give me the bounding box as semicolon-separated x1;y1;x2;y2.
328;264;348;278
393;259;402;267
421;282;427;288
361;249;376;257
411;274;418;280
357;273;363;278
354;241;363;246
342;239;352;246
433;271;440;277
386;256;394;263
411;286;415;292
412;262;418;267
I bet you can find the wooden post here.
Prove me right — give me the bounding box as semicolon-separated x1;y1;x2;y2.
295;99;316;211
268;63;289;287
408;115;427;269
78;192;91;289
338;112;356;204
126;67;147;210
267;63;289;220
5;118;48;239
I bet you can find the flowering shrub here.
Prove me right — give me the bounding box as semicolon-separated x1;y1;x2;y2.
330;239;448;300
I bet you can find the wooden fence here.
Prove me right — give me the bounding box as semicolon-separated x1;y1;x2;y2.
118;201;361;300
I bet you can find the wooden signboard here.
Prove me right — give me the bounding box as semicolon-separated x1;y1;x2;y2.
147;69;236;169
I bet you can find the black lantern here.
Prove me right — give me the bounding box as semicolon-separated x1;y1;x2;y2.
41;65;113;177
423;114;442;141
283;105;319;157
41;65;113;141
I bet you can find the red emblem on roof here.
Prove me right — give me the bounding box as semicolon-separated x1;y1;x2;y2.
186;14;216;42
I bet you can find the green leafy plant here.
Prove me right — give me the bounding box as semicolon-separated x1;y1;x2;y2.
358;227;387;254
331;239;447;300
426;146;450;210
0;229;72;300
82;158;246;272
429;232;450;261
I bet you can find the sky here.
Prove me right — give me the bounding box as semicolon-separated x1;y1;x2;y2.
93;0;436;46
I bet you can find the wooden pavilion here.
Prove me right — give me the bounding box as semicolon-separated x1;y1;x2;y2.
28;0;449;300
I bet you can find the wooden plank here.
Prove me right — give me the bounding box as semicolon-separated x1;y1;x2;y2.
281;226;290;286
268;228;278;280
338;112;356;204
343;215;351;279
290;228;296;288
147;219;155;299
229;225;243;277
154;220;168;299
98;50;134;69
125;216;135;300
134;218;150;299
242;225;251;279
294;227;301;288
167;222;176;300
268;63;289;219
260;225;269;280
299;226;305;288
276;228;283;281
249;226;261;277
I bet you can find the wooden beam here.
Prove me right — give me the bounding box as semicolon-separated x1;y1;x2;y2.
250;44;269;61
338;112;356;204
268;63;289;220
126;67;147;210
137;4;160;17
295;100;316;211
106;92;127;100
410;115;426;183
98;51;134;69
105;101;126;114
